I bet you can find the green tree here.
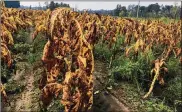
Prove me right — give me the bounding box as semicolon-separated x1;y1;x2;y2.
114;4;122;16
139;6;147;17
114;5;127;17
161;5;173;18
128;4;137;17
147;3;160;17
48;1;70;11
171;2;179;19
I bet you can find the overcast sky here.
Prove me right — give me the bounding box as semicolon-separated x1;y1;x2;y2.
20;1;180;10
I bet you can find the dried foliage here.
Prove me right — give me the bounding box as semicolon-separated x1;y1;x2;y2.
1;2;181;111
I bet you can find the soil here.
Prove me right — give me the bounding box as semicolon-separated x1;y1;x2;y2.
2;60;132;112
93;60;130;112
1;29;41;112
1;62;40;112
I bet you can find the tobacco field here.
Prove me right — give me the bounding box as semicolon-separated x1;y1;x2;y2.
1;2;182;112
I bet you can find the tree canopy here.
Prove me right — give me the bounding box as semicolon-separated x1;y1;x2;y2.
113;3;180;19
47;1;70;11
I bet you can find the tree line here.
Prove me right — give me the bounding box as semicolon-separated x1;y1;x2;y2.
45;1;70;11
114;3;181;19
3;1;181;19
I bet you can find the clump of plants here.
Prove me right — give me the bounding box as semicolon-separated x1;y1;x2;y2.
94;32;181;111
1;64;12;83
28;33;47;64
94;42;112;62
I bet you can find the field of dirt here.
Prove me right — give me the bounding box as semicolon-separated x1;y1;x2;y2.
1;61;41;112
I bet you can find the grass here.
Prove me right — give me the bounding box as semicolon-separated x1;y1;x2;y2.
4;80;26;94
94;33;181;111
1;64;12;83
28;33;47;64
94;41;112;62
47;96;65;112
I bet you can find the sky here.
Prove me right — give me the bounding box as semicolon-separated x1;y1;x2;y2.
20;1;181;10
